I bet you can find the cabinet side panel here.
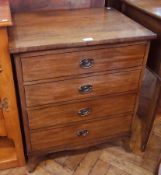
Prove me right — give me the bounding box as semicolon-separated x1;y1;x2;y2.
0;28;25;166
14;55;32;155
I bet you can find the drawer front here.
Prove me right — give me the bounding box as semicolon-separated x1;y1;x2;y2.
31;115;132;152
21;44;145;82
25;70;141;107
28;93;136;130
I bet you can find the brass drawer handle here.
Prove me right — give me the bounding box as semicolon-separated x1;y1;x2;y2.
0;66;3;73
0;98;9;111
77;129;89;137
80;58;94;69
78;108;91;117
79;85;93;94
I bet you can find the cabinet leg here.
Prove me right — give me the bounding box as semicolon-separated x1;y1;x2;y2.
27;156;44;173
155;158;161;175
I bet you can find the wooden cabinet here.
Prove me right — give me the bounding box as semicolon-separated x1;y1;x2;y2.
0;109;7;137
8;7;155;172
157;158;161;175
121;0;161;150
122;0;161;75
0;0;25;170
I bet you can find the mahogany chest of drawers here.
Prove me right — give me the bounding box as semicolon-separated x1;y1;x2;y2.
8;8;155;171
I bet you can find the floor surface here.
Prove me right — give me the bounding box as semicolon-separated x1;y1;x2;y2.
0;117;161;175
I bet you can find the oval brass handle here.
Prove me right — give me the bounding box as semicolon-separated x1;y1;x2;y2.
78;108;91;117
77;129;89;137
0;66;3;73
79;85;93;94
80;58;94;69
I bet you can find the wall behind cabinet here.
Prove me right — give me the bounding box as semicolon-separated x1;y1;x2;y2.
9;0;105;12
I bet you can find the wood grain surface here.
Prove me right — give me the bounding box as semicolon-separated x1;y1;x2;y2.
122;0;161;151
0;110;7;136
28;93;136;130
21;43;146;82
0;138;18;170
0;0;12;27
9;0;105;12
138;69;161;150
0;115;161;175
25;69;141;107
30;115;132;153
0;28;25;168
8;9;156;53
123;0;161;20
122;0;161;74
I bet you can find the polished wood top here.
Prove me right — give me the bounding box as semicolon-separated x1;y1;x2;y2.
0;0;12;27
123;0;161;20
8;8;156;53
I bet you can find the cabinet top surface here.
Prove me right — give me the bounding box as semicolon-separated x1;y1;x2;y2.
0;0;12;27
8;8;155;53
123;0;161;20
